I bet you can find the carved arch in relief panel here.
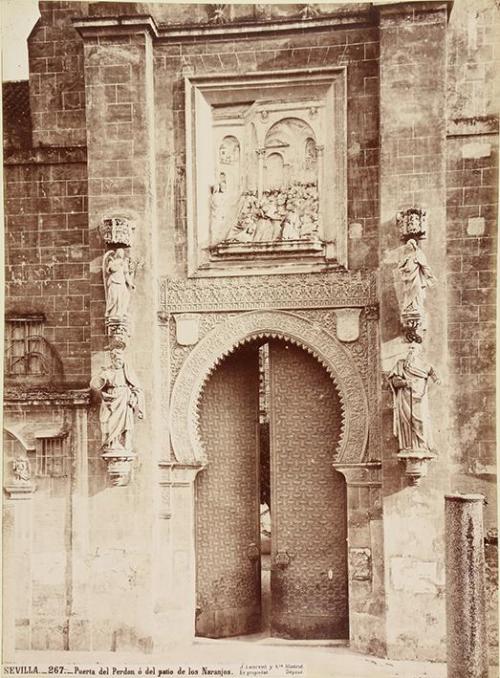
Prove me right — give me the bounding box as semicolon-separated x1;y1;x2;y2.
185;68;347;277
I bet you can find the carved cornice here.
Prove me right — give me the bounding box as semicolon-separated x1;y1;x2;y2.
4;484;36;500
3;388;91;407
73;6;375;41
160;272;377;314
376;1;452;21
169;310;369;466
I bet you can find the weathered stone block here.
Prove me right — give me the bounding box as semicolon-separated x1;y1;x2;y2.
462;142;492;159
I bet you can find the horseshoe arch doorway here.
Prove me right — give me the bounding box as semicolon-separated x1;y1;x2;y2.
194;336;348;640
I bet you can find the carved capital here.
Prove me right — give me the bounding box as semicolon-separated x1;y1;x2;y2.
333;462;382;486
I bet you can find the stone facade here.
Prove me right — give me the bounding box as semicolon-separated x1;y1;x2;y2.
2;0;498;666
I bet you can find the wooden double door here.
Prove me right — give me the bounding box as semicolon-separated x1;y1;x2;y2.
195;339;348;640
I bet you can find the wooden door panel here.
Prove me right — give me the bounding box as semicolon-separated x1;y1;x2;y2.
195;345;261;638
269;340;348;639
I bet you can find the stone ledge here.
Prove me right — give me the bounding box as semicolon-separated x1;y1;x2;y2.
74;7;376;40
447;115;499;138
4;483;36;500
4;146;87;166
4;388;91;407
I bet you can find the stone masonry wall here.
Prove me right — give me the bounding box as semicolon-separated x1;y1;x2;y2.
154;21;380;276
29;1;88;147
4;149;90;387
446;0;498;521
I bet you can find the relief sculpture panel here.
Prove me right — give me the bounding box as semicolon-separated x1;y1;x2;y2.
185;69;346;275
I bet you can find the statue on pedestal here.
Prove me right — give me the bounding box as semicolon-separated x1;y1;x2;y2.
388;344;440;453
103;249;136;321
90;345;144;453
398;238;436;318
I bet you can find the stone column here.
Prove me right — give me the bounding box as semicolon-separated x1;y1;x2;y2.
378;1;450;661
257;148;265;199
445;494;488;678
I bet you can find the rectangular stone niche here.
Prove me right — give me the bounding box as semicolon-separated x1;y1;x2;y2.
185;68;347;277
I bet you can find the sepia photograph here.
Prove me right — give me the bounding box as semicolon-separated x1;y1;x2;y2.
1;0;498;676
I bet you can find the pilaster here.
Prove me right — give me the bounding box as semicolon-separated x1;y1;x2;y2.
334;463;385;655
153;462;203;648
76;19;162;650
378;1;450;661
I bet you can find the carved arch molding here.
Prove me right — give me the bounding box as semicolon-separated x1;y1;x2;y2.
169;310;369;465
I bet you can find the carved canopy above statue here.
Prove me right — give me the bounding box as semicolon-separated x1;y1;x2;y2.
185;69;347;276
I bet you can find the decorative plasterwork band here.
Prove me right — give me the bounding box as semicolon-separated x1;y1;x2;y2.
3;388;90;407
159;272;376;314
169;310;369;466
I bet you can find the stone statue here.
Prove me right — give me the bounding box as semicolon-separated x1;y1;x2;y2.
388;344;440;452
103;248;136;320
398;239;436;316
12;457;31;483
90;345;144;452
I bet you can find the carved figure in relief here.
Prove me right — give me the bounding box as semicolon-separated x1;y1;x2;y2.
104;248;136;320
398;239;436;316
90;345;144;452
222;183;320;244
12;457;31;483
388;344;440;452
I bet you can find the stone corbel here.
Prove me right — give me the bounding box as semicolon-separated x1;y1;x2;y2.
396;449;438;486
